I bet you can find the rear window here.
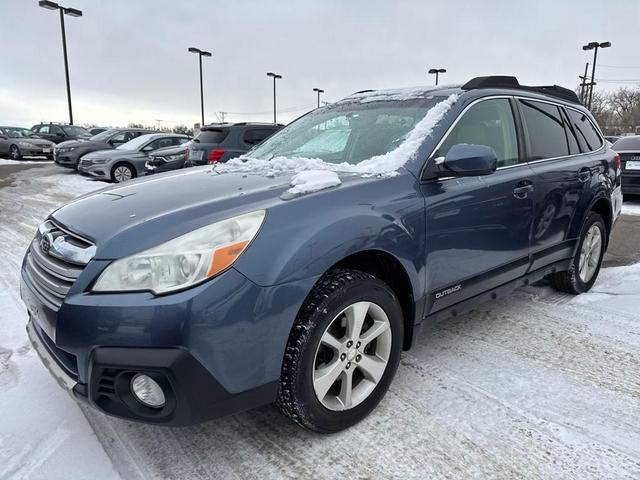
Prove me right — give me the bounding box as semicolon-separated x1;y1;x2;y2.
612;136;640;152
195;129;229;144
565;109;603;152
243;128;277;146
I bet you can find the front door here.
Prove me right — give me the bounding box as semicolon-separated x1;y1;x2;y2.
420;97;535;315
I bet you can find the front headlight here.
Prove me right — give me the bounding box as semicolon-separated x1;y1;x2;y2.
89;157;108;164
18;141;32;147
92;210;266;294
166;153;185;162
58;146;77;153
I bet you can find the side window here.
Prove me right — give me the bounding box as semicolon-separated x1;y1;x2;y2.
109;132;129;144
49;125;63;135
519;99;569;160
438;98;519;168
38;125;50;134
176;137;190;145
243;129;274;146
566;109;603;152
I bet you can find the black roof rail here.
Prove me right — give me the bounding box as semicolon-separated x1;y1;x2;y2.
462;76;580;104
353;89;375;95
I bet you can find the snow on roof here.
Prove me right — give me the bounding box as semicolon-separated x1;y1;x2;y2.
340;85;460;104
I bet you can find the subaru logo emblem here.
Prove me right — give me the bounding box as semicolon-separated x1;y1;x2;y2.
40;233;52;254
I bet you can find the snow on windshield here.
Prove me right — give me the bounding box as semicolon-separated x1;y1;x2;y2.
341;86;452;104
212;93;458;196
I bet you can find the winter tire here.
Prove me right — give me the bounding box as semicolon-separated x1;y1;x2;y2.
550;212;605;294
277;269;403;433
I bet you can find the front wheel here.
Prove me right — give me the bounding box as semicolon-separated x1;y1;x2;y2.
277;269;403;433
111;163;135;183
550;212;606;294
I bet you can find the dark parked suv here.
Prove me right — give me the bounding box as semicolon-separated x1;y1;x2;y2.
54;128;155;169
31;123;92;143
611;135;640;195
186;122;282;165
21;76;621;432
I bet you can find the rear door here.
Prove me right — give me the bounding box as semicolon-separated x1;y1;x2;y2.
517;98;603;271
421;97;536;315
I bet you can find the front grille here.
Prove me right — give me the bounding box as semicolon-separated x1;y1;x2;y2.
23;220;93;310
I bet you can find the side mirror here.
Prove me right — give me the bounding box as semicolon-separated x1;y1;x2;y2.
141;145;154;153
438;144;497;177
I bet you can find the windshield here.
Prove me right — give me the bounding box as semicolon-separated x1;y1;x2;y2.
62;125;91;137
248;97;443;165
90;129;119;142
3;127;36;138
117;134;156;150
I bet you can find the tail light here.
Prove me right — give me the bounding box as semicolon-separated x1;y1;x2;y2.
614;153;621;170
208;149;225;164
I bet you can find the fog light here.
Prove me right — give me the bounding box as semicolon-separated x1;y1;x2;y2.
131;374;165;408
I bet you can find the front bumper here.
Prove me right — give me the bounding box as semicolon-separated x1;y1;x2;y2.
20;146;54;157
78;161;109;179
54;152;80;168
21;262;316;426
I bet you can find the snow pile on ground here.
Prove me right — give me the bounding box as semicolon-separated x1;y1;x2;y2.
287;170;342;195
0;159;50;165
622;198;640;216
570;261;640;317
213;94;458;195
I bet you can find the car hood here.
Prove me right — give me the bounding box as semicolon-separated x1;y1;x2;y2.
58;139;111;149
20;137;55;146
85;148;137;159
51;166;372;259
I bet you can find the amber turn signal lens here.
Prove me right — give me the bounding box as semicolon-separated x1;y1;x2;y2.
207;240;250;277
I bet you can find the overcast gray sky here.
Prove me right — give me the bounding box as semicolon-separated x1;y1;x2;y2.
1;0;639;128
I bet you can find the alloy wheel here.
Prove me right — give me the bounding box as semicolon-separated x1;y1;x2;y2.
113;166;133;182
10;145;20;160
313;301;392;411
578;224;602;283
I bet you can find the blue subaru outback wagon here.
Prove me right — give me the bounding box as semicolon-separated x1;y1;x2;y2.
21;76;622;432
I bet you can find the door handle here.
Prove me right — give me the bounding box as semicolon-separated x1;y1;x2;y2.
513;181;534;199
578;168;592;183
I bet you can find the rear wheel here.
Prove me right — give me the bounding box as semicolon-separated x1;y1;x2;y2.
550;212;605;294
277;269;403;433
111;163;135;183
9;145;21;160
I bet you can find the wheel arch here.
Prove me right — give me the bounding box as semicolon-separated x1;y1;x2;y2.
588;196;612;248
324;249;418;351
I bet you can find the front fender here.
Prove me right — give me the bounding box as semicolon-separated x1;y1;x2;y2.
233;173;426;301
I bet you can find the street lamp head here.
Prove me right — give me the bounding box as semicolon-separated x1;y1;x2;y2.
188;47;200;54
200;50;212;57
428;68;446;74
64;7;82;17
267;72;282;79
313;88;324;93
38;0;59;10
600;41;612;48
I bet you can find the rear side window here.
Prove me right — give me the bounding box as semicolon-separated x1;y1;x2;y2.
195;129;229;144
519;99;571;160
243;128;275;146
566;109;603;152
438;98;519;168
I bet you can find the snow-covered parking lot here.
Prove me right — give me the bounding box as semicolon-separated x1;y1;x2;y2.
1;164;639;479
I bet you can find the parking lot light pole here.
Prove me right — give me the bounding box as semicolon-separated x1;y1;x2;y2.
428;68;446;86
188;47;212;127
39;0;82;125
313;88;324;108
582;41;611;110
267;72;282;125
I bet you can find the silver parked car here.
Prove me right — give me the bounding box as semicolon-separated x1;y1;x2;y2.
0;126;56;160
78;133;190;182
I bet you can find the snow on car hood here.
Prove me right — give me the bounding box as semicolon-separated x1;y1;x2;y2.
212;93;458;196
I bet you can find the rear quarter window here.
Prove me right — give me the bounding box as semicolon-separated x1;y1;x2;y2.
566;109;603;152
195;129;229;144
243;128;277;146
